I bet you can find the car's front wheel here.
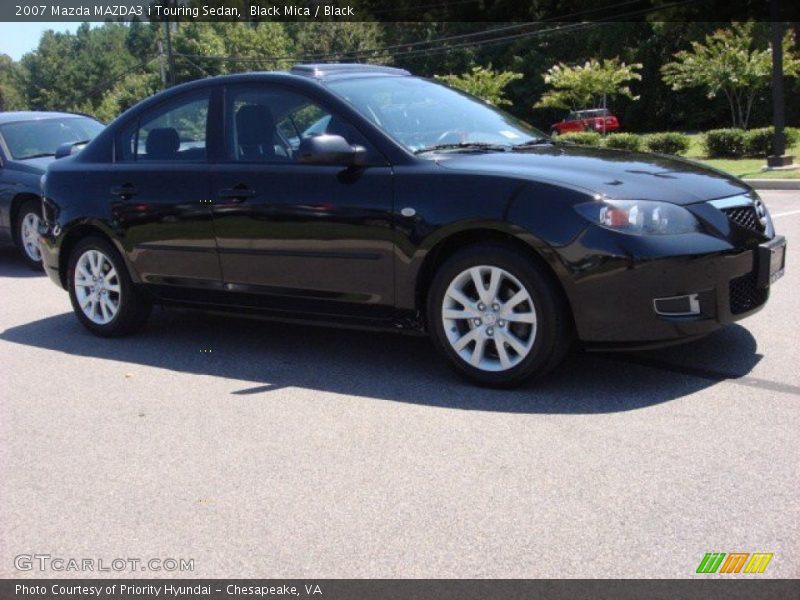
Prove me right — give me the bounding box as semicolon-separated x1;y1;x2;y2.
67;236;151;337
427;244;572;387
16;199;44;270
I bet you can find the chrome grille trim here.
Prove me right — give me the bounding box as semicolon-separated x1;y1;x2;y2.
707;195;754;210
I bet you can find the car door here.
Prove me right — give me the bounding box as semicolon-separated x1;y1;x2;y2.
209;84;395;318
110;88;222;293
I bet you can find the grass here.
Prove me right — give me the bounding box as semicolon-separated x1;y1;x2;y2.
683;133;800;179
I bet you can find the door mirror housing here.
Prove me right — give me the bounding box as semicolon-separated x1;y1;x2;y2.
297;135;367;167
55;140;88;159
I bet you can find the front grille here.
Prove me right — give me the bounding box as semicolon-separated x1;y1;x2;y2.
722;206;765;233
729;271;768;315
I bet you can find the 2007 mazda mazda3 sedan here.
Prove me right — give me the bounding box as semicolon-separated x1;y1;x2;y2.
40;63;786;386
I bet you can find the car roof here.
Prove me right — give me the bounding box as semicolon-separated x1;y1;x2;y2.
0;111;97;125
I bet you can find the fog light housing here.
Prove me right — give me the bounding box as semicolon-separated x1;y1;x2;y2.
653;293;700;316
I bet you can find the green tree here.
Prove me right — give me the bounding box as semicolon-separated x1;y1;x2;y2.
20;29;75;110
287;22;385;63
171;23;227;81
21;23;138;115
94;71;161;123
661;22;800;130
171;22;291;83
0;54;26;111
435;64;523;106
126;19;159;58
219;22;292;71
534;57;642;111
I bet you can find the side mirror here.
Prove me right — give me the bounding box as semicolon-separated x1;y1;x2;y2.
296;135;366;167
55;141;87;159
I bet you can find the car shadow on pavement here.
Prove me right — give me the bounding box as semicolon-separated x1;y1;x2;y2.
0;246;43;278
0;306;776;414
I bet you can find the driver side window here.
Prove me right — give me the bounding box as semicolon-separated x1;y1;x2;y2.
226;86;374;163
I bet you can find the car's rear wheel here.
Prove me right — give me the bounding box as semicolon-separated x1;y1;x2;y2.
67;236;151;337
15;199;44;270
427;244;571;387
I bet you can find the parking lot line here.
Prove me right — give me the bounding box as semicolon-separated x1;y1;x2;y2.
771;209;800;218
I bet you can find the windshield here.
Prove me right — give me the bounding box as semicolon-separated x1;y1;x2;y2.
0;117;104;160
327;76;546;153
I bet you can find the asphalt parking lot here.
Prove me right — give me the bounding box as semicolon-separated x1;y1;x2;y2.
1;190;798;579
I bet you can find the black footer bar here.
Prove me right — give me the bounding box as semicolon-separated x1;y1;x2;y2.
3;579;800;600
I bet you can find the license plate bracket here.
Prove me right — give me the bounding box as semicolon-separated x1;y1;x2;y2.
757;235;786;288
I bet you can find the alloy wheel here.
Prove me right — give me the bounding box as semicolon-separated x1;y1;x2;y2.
441;265;537;372
20;212;42;262
74;249;121;325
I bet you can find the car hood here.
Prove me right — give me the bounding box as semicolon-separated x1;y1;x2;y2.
7;156;54;174
434;145;751;205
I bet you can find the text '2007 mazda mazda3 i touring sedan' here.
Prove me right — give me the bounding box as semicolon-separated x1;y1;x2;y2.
39;64;786;387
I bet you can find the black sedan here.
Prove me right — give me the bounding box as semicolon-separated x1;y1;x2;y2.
39;64;786;386
0;111;104;268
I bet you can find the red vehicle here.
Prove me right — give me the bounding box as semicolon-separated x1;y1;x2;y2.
550;108;620;135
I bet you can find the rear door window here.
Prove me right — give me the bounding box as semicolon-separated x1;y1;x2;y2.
117;90;210;162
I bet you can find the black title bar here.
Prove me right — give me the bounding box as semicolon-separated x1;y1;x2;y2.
3;0;799;22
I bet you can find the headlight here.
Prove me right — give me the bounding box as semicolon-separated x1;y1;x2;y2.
574;198;701;235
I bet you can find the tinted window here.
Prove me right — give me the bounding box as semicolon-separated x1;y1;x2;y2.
226;86;373;163
0;117;103;160
328;77;545;152
118;90;210;162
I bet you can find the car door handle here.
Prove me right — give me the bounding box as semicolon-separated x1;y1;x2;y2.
218;185;256;202
110;183;138;198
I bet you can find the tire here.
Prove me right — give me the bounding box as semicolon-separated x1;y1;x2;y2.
67;236;151;337
427;243;572;388
15;199;44;270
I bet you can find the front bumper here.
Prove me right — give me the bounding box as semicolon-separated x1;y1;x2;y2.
564;234;784;349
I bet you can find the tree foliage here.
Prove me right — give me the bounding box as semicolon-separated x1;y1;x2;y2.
21;23;138;113
534;57;643;110
0;53;26;111
3;21;799;131
286;22;385;64
435;65;523;106
171;22;292;82
661;22;800;129
94;71;162;123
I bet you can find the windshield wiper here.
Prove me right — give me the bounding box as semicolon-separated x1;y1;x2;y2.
511;137;553;150
19;153;55;159
414;142;510;155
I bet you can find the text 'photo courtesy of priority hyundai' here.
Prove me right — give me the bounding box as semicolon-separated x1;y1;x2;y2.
38;63;787;387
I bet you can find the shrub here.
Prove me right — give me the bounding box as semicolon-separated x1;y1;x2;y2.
788;127;800;147
604;133;643;152
703;128;747;158
644;132;691;155
557;131;603;146
744;127;800;157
